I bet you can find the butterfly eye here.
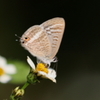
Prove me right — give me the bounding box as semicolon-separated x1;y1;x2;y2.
24;37;30;42
25;37;28;39
22;41;25;43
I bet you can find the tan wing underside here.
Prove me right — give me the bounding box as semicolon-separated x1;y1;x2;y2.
26;29;51;59
40;17;65;59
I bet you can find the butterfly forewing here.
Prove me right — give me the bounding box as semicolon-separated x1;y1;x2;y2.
21;25;51;59
40;18;65;59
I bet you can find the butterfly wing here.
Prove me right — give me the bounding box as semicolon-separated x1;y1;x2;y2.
40;17;65;59
20;25;52;60
20;17;65;64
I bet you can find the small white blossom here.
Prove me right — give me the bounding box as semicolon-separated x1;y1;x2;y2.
0;56;16;83
27;56;56;83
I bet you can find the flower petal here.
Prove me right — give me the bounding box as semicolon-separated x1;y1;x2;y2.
48;68;56;78
37;71;47;76
4;64;16;74
38;69;57;83
0;56;7;67
27;56;35;70
0;75;11;83
48;77;56;83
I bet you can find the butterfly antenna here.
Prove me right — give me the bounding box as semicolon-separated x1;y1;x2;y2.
15;34;20;41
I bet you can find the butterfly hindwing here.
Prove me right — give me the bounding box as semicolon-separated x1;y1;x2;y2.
40;17;65;59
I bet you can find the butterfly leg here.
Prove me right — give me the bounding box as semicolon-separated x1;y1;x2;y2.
52;56;58;62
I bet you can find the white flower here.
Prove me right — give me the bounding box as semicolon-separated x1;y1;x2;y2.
0;56;16;83
27;56;57;83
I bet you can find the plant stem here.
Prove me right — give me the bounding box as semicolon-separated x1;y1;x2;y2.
21;82;30;90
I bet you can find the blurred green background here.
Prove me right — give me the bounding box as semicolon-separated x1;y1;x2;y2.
0;0;100;100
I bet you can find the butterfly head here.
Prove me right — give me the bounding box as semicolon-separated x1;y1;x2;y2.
20;36;30;44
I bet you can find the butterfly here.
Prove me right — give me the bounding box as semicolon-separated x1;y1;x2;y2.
20;17;65;66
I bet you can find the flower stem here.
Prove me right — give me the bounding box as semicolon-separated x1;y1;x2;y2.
21;82;30;90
